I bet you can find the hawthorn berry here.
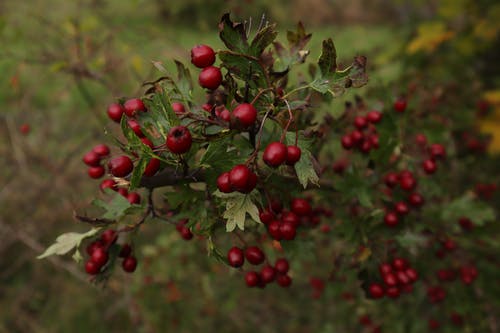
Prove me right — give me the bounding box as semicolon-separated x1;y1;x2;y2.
282;211;300;227
108;156;133;177
190;45;216;68
85;260;100;275
274;258;289;274
383;272;398;286
229;165;251;192
408;192;424;207
263;142;287;167
124;98;146;117
127;192;141;204
429;143;446;160
143;158;160;177
341;135;354;149
91;247;109;267
107;103;125;122
260;265;276;283
291;198;312;216
127;119;144;137
101;229;117;245
171;102;185;114
415;133;427;146
141;137;154;148
386;286;400;298
227;247;244;268
217;172;232;193
367;110;382;123
259;209;275;225
276;274;292;287
179;226;193;240
19;123;30;135
399;176;417;191
119;244;132;258
286;146;301;165
86;240;104;256
394;201;409;215
88;166;105;179
379;263;392;275
245;271;260;287
368;283;385;299
354;116;368;129
268;220;282;240
351;130;364;143
384;172;399;188
198;66;222;90
384;211;399;227
394;98;407;112
280;221;297;240
422;159;437;174
405;268;418;282
245;246;265;265
166;126;192;154
232;103;257;128
83;151;101;167
122;256;138;273
118;188;129;197
392;258;408;271
219;108;231;121
92;144;110;157
240;171;257;193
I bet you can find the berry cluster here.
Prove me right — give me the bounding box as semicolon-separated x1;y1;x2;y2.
176;219;194;241
217;164;257;194
263;142;302;167
191;45;222;90
340;110;382;153
368;257;419;299
82;144;111;179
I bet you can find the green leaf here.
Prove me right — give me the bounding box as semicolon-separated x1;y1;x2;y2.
395;232;427;248
218;13;249;53
285;132;319;188
318;38;337;76
92;193;138;220
129;155;150;190
441;194;495;225
218;51;266;86
334;168;374;208
37;228;100;259
174;60;193;100
249;23;278;56
213;190;261;232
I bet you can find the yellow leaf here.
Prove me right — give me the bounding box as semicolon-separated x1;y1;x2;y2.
357;247;372;263
407;22;455;54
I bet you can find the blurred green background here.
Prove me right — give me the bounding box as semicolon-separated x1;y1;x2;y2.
0;1;498;332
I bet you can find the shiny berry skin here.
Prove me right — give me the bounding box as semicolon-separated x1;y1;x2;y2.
118;188;129;197
88;166;105;179
276;274;292;287
232;103;257;128
379;263;392;275
354;116;368;129
383;273;398;286
291;198;312;216
392;258;408;271
241;171;257;194
219;108;230;121
119;244;132;258
217;172;232;193
370;134;380;148
245;246;265;265
400;176;417;191
86;240;104;256
179;226;193;240
229;165;251;192
260;265;276;283
384;211;399;227
405;268;418;282
367;111;382;123
274;258;289;274
141;137;154;148
395;201;409;215
83;151;101;166
396;271;410;284
85;260;100;275
245;271;260;287
107;103;125;122
171;102;185;114
259;209;274;225
408;192;424;207
280;221;297;240
267;220;282;240
122;256;138;273
351;130;364;143
101;229;117;245
422;159;437;174
384;172;399;188
341;135;354;149
360;139;372;153
282;211;300;227
394;98;407;112
93;144;110;157
190;45;216;68
368;283;385;299
227;246;244;268
198;66;222;90
108;156;133;177
429;143;446;160
127;192;141;204
127;119;144;137
386;286;400;298
91;248;109;267
143;158;160;177
263;142;287;167
166;126;192;154
285;146;301;165
124;98;146;117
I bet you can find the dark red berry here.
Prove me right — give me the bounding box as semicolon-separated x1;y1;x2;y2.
458;217;474;231
400;176;417;191
291;198;312;216
191;45;216;68
408;192;424;207
240;170;257;193
141;137;154;148
274;258;289;274
166;126;192;154
83;151;101;167
91;247;109;267
386;286;400;298
285;146;301;165
396;271;410;284
354;116;368;129
392;258;408;271
395;202;409;215
263;142;287;167
281;211;300;227
86;240;104;256
118;188;128;197
359;139;372;153
245;271;260;287
122;256;137;273
127;192;141;204
217;172;232;193
101;229;118;245
19;123;30;135
429;143;446;160
268;220;282;240
260;266;276;284
124;98;146;117
367;111;382;123
422;159;437;174
179;226;193;240
351;130;364;143
276;274;292;287
143;158;160;177
108;156;133;177
219;108;230;121
232;103;257;128
383;272;398;286
415;133;427;146
384;211;399;227
85;260;100;275
379;263;392;275
405;268;418;282
107;103;125;123
88;166;105;179
227;246;244;268
245;246;265;265
93;144;110;157
368;283;385;299
119;244;132;258
198;66;222;90
172;102;185;114
341;135;354;149
229;165;251;192
259;209;274;225
128;119;145;137
394;98;407;112
280;221;297;240
384;172;399;188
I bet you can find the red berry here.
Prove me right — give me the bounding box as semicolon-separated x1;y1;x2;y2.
85;260;100;275
396;271;410;284
399;176;417;191
245;271;260;287
384;172;399;188
351;130;364;143
395;202;409;215
198;66;222;90
268;220;282;240
101;229;118;245
422;159;437;174
166;126;192;154
259;209;275;225
367;111;382;123
232;103;257;128
88;166;105;179
458;217;474;231
143;158;160;177
83;151;101;167
172;102;185;114
219;108;231;121
383;272;398;286
394;98;407;112
280;221;297;240
392;257;408;271
93;144;110;157
354;116;368;129
276;274;292;287
127;192;141;204
227;246;244;268
384;211;399;227
429;143;446;160
408;192;424;207
179;226;193;240
282;211;300;227
370;134;380;148
263;142;287;167
124;98;146;117
217;172;232;193
191;45;216;68
127;119;144;137
260;266;276;283
141;137;154;148
122;256;138;273
118;188;129;197
405;268;418;282
119;244;132;258
274;258;289;274
245;246;265;265
19;123;30;135
86;240;104;256
229;165;251;192
108;156;133;177
379;263;392;275
415;133;427;146
341;135;354;149
286;146;301;165
291;198;312;216
359;139;372;153
368;283;385;299
241;171;257;193
91;247;109;267
386;286;400;298
107;103;125;123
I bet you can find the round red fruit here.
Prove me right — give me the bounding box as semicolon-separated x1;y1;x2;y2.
141;137;154;148
245;271;260;287
245;246;265;265
101;229;118;245
368;283;385;299
395;202;409;215
191;45;216;68
93;144;110;157
91;248;109;267
341;135;354;149
263;142;287;167
143;158;160;177
429;143;446;160
88;166;105;179
229;165;251;192
108;156;133;177
172;102;185;114
259;209;275;225
83;151;101;167
119;244;132;258
384;211;399;227
127;192;141;205
392;257;408;271
367;111;382;123
354;116;368;129
124;98;146;117
400;176;417;191
286;146;301;165
280;221;297;240
384;172;399;188
422;159;437;174
394;98;407;112
232;103;257;128
274;258;289;274
268;220;282;240
107;103;125;123
122;256;138;273
127;119;145;137
85;260;100;275
166;126;192;154
227;246;244;268
217;172;232;193
386;286;400;298
291;198;312;216
276;274;292;287
408;192;424;207
260;265;276;283
198;66;222;90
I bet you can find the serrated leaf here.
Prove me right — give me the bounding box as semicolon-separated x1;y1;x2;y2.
129;155;150;190
92;193;134;220
249;23;278;56
218;51;266;86
218;13;249;53
37;228;99;259
318;38;337;76
441;194;495;225
213;190;261;232
285;132;319;188
174;60;193;99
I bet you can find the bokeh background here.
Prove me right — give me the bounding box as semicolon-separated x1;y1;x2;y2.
0;1;498;332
